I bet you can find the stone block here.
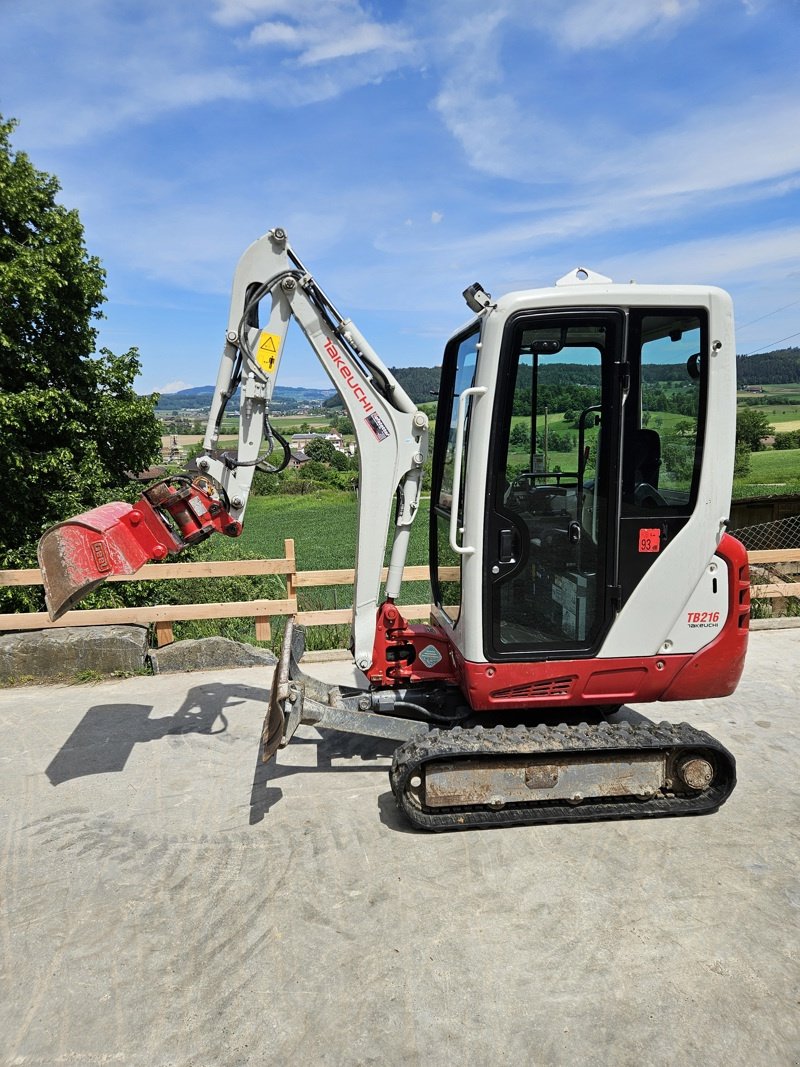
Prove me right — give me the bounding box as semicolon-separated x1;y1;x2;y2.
149;636;277;674
0;626;149;683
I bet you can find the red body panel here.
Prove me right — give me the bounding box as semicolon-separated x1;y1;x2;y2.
659;533;749;701
368;602;456;686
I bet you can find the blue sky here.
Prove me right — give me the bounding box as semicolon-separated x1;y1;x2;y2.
2;0;800;393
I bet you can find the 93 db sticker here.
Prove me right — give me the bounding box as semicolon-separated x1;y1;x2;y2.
638;528;661;553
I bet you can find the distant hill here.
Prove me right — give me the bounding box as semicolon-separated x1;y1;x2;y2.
322;365;443;408
736;347;800;386
155;384;335;412
537;349;800;387
391;366;442;400
153;347;799;413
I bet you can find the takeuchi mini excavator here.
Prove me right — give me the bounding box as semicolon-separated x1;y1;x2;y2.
38;228;749;831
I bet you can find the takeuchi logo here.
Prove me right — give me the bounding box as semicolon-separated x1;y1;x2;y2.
323;338;374;414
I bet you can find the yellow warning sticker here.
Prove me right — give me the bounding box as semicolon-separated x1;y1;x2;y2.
256;331;281;372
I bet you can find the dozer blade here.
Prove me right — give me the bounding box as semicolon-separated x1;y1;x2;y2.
37;501;178;620
261;617;295;763
260;619;427;766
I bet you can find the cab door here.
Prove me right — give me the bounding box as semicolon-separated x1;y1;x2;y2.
430;325;480;626
484;310;626;659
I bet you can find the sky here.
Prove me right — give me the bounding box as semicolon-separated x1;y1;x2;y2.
2;0;800;394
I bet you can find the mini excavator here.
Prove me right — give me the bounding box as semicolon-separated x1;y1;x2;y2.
38;229;749;830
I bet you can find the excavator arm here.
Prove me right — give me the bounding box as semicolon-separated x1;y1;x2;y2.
39;228;429;672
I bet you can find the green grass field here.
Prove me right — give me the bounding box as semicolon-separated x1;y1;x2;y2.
181;492;433;650
738;385;800;403
757;411;800;431
735;448;800;494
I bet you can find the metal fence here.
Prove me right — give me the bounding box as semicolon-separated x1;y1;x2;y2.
731;511;800;619
730;512;800;552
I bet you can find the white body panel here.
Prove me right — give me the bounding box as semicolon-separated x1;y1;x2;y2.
661;555;729;654
446;282;736;664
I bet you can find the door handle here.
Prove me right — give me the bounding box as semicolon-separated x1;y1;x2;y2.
568;521;581;544
499;528;517;563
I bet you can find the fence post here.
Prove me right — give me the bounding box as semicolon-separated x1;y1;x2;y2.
154;621;174;647
285;538;297;605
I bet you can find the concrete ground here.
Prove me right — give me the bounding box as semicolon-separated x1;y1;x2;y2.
0;631;798;1067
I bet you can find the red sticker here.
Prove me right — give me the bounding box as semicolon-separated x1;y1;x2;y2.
638;528;661;553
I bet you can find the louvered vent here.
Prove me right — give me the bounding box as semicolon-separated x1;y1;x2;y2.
492;675;576;700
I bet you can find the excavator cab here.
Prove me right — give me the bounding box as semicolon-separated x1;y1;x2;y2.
427;283;748;704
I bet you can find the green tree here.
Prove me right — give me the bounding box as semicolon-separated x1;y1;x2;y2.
509;422;531;450
303;459;332;483
0;116;161;578
661;439;694;482
735;408;772;452
547;429;575;453
733;441;751;478
305;437;337;463
330;413;355;436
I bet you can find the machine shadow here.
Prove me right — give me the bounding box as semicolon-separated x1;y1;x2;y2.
46;682;268;786
248;726;398;824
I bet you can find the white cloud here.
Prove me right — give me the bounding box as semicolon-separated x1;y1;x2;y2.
158;380;195;394
297;22;414;66
1;4;255;147
548;0;699;50
423;0;800;241
213;0;302;26
431;212;443;224
601;93;800;200
232;0;417;68
1;1;412;149
246;20;300;46
602;225;800;284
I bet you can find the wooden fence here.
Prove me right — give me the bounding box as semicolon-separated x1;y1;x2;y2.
0;539;459;646
0;542;795;646
748;549;800;603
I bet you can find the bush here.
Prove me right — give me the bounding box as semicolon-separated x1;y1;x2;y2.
773;431;800;450
733;441;751;477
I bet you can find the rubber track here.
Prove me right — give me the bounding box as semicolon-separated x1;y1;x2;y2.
389;719;736;831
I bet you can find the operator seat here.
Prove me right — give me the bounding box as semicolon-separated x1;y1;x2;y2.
623;428;661;505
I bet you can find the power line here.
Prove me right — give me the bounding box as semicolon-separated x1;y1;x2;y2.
737;296;800;331
741;330;800;358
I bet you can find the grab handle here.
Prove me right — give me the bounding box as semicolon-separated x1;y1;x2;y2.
449;386;487;556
